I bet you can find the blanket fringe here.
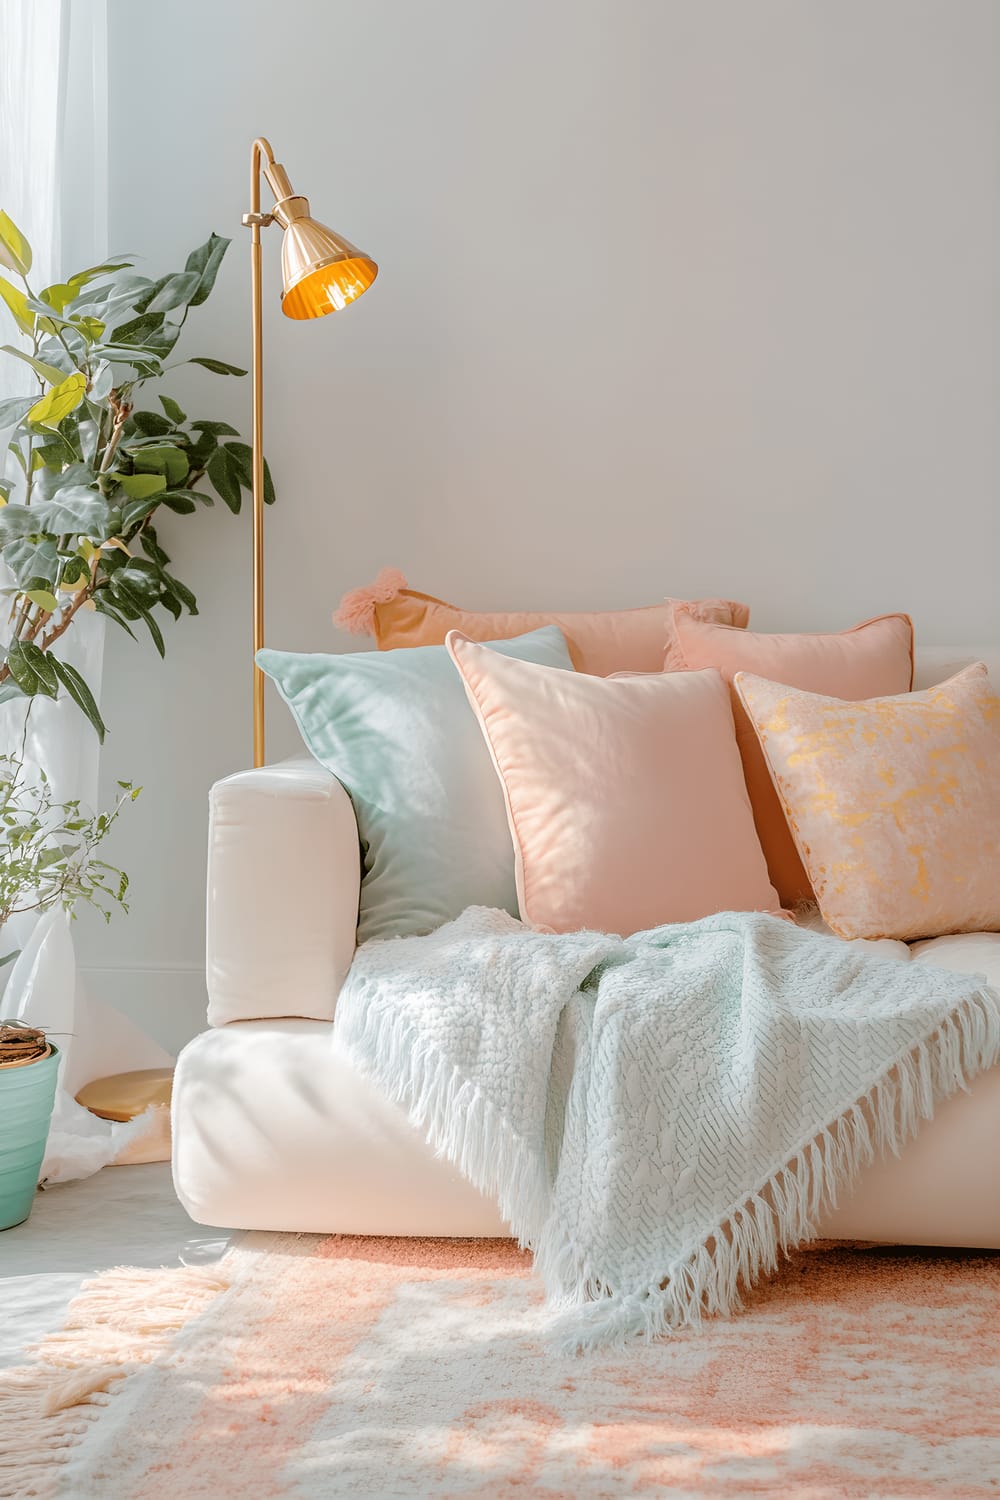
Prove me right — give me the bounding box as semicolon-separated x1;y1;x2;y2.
339;992;552;1249
342;980;1000;1353
0;1263;229;1500
546;986;1000;1352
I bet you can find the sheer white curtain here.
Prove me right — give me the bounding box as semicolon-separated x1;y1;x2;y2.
0;0;105;810
1;0;171;1180
0;0;65;294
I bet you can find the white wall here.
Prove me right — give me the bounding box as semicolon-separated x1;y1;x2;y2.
77;0;1000;1049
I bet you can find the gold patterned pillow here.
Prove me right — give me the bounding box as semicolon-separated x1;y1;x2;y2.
734;664;1000;941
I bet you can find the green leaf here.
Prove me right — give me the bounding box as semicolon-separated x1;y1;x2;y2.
0;394;35;428
107;310;164;346
223;441;275;504
60;554;89;586
117;472;166;500
93;594;138;640
68;260;133;289
21;297;72;331
158;586;181;621
89;360;113;401
73;316;106;344
33;459;93;504
131;444;188;486
187;356;247;376
40;282;77;314
24;588;58;612
222;441;251;486
185;431;217;470
51;658;106;743
112;577;165;656
3;537;59;587
31;486;118;541
206;445;241;512
5;639;58;698
127;410;173;438
96;545;127;575
159;492;196;514
27;372;87;429
139;528;170;566
118;557;159;585
183;233;230;306
141;271;201;315
0;276;35;334
121;496;161;530
0;503;42;542
106;311;179;359
159;395;186;425
163;571;197;615
0;344;66;384
141;602;166;660
188;419;239;436
0;211;31;276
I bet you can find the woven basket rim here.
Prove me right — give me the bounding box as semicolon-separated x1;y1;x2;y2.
0;1041;54;1070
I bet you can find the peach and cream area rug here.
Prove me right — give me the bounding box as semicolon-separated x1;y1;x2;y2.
2;1232;999;1498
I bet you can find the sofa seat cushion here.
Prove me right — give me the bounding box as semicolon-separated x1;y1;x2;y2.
173;923;1000;1244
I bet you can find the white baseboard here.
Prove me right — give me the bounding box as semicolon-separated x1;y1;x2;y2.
79;964;207;1057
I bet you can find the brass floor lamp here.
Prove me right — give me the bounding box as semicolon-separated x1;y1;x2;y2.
243;137;378;767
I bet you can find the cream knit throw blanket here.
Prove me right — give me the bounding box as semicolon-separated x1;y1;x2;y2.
336;907;1000;1348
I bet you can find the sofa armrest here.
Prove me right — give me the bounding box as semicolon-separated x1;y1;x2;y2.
206;756;360;1025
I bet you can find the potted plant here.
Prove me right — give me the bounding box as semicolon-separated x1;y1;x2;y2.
0;210;272;733
0;213;269;1214
0;1021;60;1230
0;750;137;1228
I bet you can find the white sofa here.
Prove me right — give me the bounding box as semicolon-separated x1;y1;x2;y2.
172;645;1000;1246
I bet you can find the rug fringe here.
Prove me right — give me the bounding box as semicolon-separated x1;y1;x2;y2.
547;986;1000;1351
0;1263;229;1499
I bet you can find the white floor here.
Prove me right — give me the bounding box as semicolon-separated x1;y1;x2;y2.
0;1163;231;1369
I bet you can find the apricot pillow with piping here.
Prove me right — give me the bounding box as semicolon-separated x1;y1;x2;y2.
666;608;914;907
447;632;779;937
334;568;750;677
735;664;1000;941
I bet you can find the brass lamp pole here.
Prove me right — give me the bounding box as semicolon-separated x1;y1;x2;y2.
242;137;378;767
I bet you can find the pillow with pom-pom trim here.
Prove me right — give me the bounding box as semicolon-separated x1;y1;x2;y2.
334;568;749;677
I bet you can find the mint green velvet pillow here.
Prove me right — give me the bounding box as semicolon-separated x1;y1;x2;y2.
258;627;573;943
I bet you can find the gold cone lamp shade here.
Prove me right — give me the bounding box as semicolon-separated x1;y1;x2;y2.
280;223;378;320
263;159;378;321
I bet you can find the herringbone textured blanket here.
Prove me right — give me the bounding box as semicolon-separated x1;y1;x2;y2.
336;907;1000;1346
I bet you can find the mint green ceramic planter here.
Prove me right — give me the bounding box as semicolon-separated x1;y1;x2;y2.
0;1043;59;1230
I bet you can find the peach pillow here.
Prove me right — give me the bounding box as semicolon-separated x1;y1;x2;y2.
334;568;750;676
447;632;779;937
667;608;914;906
734;664;1000;942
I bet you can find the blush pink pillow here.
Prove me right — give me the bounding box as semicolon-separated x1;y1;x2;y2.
334;568;750;676
734;664;1000;942
447;632;779;937
666;608;914;907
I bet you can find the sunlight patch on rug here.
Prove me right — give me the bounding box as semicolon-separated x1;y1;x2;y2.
7;1232;995;1498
